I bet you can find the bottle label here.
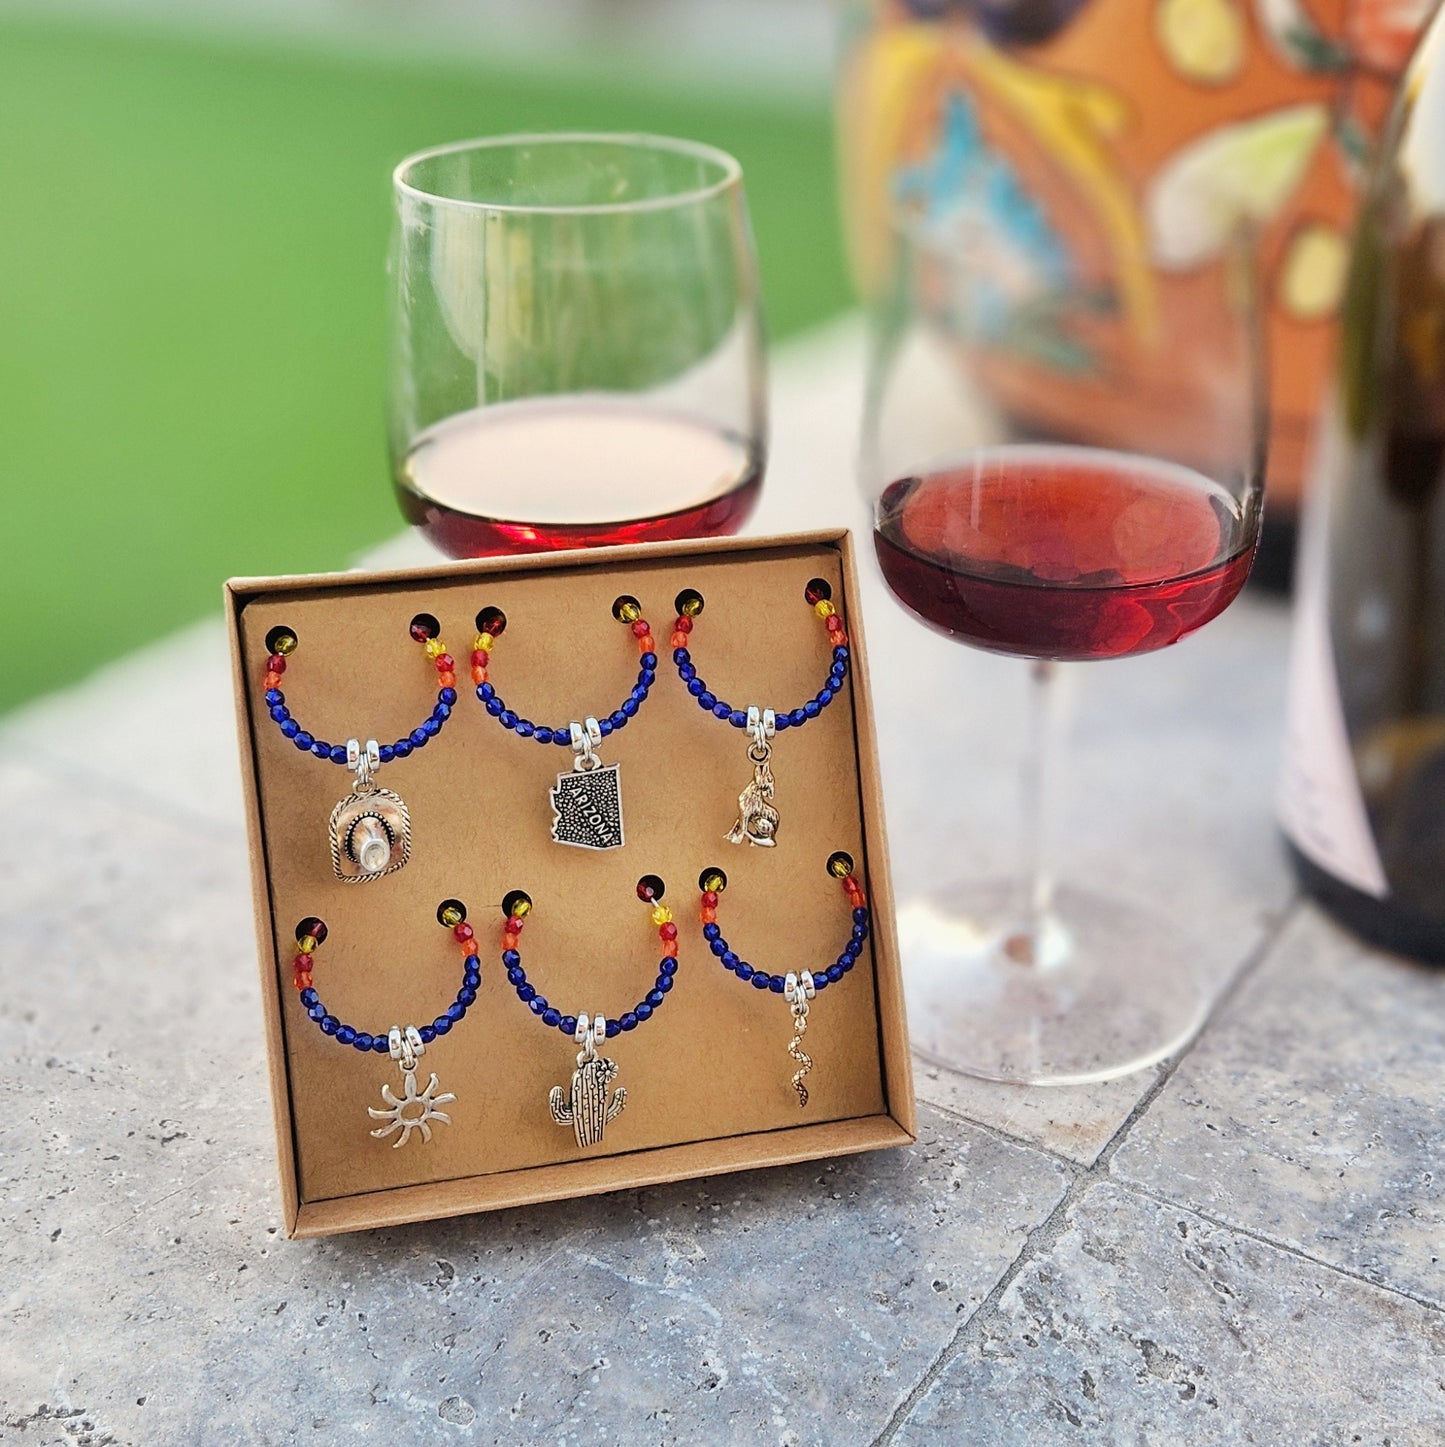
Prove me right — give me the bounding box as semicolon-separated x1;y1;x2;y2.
1277;426;1390;898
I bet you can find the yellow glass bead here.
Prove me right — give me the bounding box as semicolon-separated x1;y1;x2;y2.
474;633;495;652
296;934;318;953
439;904;464;928
650;904;673;927
618;601;641;624
678;592;703;618
814;600;836;619
699;867;727;894
272;632;298;656
423;638;445;658
503;889;533;918
827;850;854;879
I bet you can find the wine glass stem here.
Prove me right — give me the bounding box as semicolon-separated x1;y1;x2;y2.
1012;659;1070;968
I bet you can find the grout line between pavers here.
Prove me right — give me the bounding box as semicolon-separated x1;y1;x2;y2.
1091;897;1301;1174
1111;1178;1445;1317
870;897;1304;1445
873;1170;1088;1446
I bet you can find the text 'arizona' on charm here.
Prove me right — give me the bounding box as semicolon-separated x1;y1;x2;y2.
550;718;625;851
727;707;779;848
550;1013;627;1149
368;1026;456;1148
330;738;412;882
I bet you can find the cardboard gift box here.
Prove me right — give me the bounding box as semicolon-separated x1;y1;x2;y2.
227;530;915;1238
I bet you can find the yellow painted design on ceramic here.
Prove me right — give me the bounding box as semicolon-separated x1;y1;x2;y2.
1155;0;1247;84
1280;222;1347;320
964;34;1159;345
837;25;950;296
1147;103;1329;271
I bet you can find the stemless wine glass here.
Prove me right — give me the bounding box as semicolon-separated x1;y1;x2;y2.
864;209;1266;1085
389;133;766;555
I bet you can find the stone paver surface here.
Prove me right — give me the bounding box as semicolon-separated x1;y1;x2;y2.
894;1182;1445;1447
1113;906;1445;1308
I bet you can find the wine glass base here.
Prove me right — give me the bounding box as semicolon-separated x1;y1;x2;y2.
898;882;1209;1086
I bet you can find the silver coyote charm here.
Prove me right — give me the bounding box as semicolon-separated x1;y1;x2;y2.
549;1013;627;1148
330;738;411;881
726;707;779;848
550;719;625;851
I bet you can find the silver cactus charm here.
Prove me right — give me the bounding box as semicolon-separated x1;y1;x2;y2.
549;1013;627;1148
726;707;779;847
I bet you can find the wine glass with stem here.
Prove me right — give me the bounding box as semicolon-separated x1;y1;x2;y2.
863;211;1267;1085
389;132;766;556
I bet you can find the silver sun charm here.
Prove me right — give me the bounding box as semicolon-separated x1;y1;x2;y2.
367;1026;455;1147
368;1069;456;1148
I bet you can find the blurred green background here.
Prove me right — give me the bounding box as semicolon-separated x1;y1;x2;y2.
0;14;850;714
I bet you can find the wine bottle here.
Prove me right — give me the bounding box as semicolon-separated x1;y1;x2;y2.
1279;7;1445;963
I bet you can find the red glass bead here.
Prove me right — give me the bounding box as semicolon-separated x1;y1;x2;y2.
675;615;693;633
805;578;832;605
481;611;507;637
409;619;433;643
659;921;678;941
826;615;843;632
298;917;327;944
471;649;489;668
637;879;657;902
701;890;719;909
506;915;526;933
629;619;650;639
435;653;455;672
453;922;474;943
266;654;286;674
293;953;312;971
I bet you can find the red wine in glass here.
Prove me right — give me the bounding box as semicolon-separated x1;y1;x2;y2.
397;398;763;557
874;445;1257;662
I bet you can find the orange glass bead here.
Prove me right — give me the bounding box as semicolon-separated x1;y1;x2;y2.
833;630;848;647
639;634;655;654
670;632;688;649
471;666;487;685
293;972;312;991
700;905;717;924
662;938;679;958
502;931;519;950
263;671;282;690
438;671;455;688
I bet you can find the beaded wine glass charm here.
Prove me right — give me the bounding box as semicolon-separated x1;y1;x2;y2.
670;581;850;847
699;853;869;1106
471;600;657;850
497;878;679;1150
260;614;458;881
291;905;480;1147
